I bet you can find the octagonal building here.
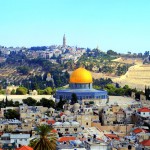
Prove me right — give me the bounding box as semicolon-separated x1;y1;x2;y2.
56;67;108;104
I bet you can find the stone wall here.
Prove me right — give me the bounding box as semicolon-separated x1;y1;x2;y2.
91;122;134;136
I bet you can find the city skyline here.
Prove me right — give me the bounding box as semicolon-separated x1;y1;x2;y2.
0;0;150;53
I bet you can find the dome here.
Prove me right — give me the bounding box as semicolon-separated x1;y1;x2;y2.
63;122;70;126
73;103;80;110
48;107;55;111
64;110;71;116
53;122;62;126
70;67;93;83
71;121;80;126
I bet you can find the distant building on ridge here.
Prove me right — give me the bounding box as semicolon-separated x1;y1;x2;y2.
63;34;66;47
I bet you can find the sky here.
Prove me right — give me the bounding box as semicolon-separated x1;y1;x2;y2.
0;0;150;53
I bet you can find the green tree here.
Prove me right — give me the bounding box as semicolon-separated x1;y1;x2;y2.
123;85;132;96
6;100;14;107
5;96;8;107
40;98;55;108
71;93;78;104
89;101;94;105
23;97;37;106
4;109;20;119
16;87;28;95
107;50;117;55
145;86;150;100
0;89;5;94
14;101;20;107
29;124;57;150
0;85;2;90
114;88;125;96
44;87;53;95
0;99;5;108
11;89;16;95
56;96;66;110
135;91;144;100
37;89;44;95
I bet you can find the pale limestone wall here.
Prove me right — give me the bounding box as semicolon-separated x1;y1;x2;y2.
112;106;121;113
7;124;18;131
77;115;92;127
20;112;41;120
91;115;99;121
38;106;48;113
0;95;55;102
138;134;150;142
0;123;32;132
0;124;5;131
82;99;107;105
21;123;33;130
54;126;82;134
20;113;27;119
113;148;135;150
102;114;116;125
0;111;4;118
141;100;150;107
91;122;134;135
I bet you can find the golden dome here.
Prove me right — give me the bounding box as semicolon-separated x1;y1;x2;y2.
70;67;93;83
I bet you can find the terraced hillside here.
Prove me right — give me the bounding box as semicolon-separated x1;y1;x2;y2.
113;64;150;90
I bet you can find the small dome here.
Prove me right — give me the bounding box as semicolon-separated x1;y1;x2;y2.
64;110;71;116
48;107;55;111
71;121;80;126
53;122;62;126
73;103;80;110
32;90;38;95
63;122;70;126
74;140;82;145
70;67;93;83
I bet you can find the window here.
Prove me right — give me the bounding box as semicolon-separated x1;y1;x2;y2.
65;128;68;131
86;122;88;125
74;128;77;131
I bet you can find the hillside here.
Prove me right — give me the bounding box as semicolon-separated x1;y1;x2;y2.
113;64;150;90
112;57;143;65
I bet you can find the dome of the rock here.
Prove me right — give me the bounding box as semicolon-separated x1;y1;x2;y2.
56;67;108;104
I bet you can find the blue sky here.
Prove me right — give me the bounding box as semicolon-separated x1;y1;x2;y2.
0;0;150;53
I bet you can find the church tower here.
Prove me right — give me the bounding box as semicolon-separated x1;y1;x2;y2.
63;34;66;47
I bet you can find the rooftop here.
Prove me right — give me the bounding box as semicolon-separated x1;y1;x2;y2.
16;146;33;150
138;107;150;112
141;139;150;146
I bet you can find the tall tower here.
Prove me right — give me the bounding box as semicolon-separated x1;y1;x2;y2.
63;34;66;47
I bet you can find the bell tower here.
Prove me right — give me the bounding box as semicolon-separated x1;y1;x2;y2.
63;34;66;47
